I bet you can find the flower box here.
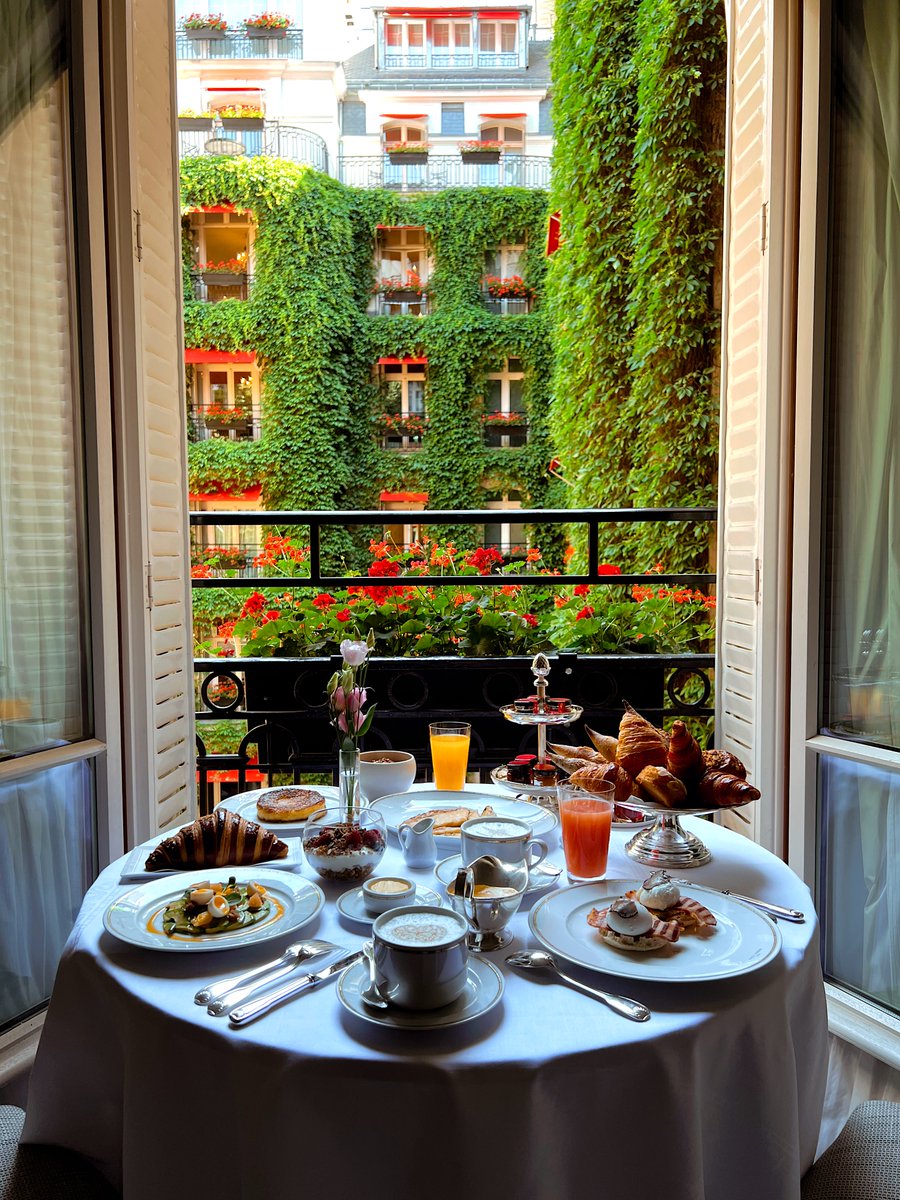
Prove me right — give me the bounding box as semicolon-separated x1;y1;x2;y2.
246;25;287;37
203;410;251;430
179;117;213;130
201;270;245;286
185;27;227;39
381;289;423;303
460;150;501;164
388;151;428;165
219;117;265;131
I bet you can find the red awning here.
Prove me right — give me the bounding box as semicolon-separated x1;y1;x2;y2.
380;491;428;503
206;86;263;92
184;204;251;215
386;9;479;17
546;211;561;256
477;9;521;17
380;113;427;119
189;486;262;504
479;112;527;118
377;356;428;364
185;349;256;364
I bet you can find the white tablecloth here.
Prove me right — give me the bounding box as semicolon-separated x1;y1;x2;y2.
24;788;827;1200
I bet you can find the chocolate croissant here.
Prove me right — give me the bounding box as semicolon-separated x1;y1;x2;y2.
616;702;668;778
666;720;703;785
145;808;289;871
701;749;748;779
697;770;760;809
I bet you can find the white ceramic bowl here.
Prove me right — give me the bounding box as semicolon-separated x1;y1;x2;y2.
361;876;416;914
358;750;416;803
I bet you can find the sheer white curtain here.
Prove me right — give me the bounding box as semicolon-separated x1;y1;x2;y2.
822;0;900;1013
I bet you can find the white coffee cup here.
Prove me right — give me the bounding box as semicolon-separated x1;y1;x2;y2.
372;905;469;1010
460;816;548;869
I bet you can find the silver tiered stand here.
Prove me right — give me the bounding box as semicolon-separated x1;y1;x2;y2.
623;807;716;869
497;653;583;812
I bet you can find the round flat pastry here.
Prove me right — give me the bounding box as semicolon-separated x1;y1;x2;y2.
256;787;327;823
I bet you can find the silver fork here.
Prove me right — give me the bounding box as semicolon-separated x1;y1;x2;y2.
196;939;337;1011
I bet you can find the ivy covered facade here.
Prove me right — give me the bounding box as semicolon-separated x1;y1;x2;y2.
182;156;558;564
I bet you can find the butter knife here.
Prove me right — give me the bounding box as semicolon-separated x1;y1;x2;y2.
672;880;805;923
195;939;337;1008
228;950;364;1026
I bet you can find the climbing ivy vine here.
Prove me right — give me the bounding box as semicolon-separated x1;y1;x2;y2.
547;0;726;570
181;157;557;561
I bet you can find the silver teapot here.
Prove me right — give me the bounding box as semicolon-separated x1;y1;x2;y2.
446;854;528;952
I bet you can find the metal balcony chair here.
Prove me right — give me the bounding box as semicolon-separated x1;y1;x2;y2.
0;1106;118;1199
801;1100;900;1200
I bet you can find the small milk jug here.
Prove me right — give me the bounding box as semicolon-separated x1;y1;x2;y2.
399;816;437;868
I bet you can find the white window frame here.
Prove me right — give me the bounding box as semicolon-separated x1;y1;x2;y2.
485;240;525;278
187;209;255;277
192;363;261;441
378;361;427;451
384;19;426;64
788;0;899;1058
376;225;431;284
484;359;526;447
477;20;518;57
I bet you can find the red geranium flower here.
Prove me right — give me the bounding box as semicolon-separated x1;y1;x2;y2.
464;547;504;575
522;613;539;627
573;583;590;597
575;605;595;620
598;564;622;575
241;590;268;616
335;608;352;622
312;593;336;609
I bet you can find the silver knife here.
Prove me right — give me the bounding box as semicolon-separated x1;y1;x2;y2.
228;950;364;1026
719;891;805;922
196;940;338;1011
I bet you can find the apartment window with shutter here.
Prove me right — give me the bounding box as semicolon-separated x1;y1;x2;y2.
441;103;465;136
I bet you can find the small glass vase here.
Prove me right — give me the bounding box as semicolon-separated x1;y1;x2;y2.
339;747;361;816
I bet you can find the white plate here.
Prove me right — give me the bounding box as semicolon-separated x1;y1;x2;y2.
370;789;558;842
434;854;562;897
119;835;305;883
220;785;340;834
528;880;782;983
337;957;504;1029
336;885;443;926
104;868;325;953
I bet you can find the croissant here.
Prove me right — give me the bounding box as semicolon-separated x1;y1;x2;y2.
547;742;605;763
145;809;289;871
584;727;619;762
697;770;760;809
701;749;747;779
616;702;667;778
666;721;703;785
568;761;636;804
636;765;688;808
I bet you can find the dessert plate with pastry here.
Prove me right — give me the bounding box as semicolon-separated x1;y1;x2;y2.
104;867;325;954
371;788;558;845
528;875;781;984
120;809;304;882
220;784;340;834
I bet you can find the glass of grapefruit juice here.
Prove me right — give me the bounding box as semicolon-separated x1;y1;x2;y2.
558;784;614;883
429;722;471;791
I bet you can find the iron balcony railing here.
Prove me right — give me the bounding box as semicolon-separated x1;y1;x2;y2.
179;122;328;174
190;507;717;807
190;272;255;302
175;28;303;60
338;154;551;192
482;294;532;315
382;51;520;69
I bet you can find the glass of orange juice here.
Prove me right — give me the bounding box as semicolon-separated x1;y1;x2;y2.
558;783;614;883
429;722;471;791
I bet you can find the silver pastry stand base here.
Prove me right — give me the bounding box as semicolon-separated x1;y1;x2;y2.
625;812;712;869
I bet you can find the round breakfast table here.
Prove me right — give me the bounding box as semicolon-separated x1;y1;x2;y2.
24;786;827;1200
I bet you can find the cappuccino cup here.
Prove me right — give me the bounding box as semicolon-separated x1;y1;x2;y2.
460;816;548;870
372;905;469;1010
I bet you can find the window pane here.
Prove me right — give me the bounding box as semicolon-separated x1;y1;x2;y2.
433;21;449;47
386;22;402;47
509;379;524;411
486;379;502;410
818;755;899;1015
0;0;90;762
406;381;425;413
408;23;424;48
0;759;96;1032
500;22;517;53
479;23;495;51
481;125;499;141
454;22;471;47
821;0;900;751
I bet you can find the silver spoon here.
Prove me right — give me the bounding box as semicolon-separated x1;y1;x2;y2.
360;940;389;1010
197;939;336;1009
506;950;651;1022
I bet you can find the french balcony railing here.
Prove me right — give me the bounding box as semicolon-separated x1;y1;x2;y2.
382;51;520;69
190;271;254;302
190;506;717;810
179;121;328;174
373;295;429;316
482;294;532;315
189;408;259;441
175;28;303;60
338;153;550;192
191;541;262;579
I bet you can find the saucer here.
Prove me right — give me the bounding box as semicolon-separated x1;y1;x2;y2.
336;885;443;927
434;853;562;897
336;957;504;1029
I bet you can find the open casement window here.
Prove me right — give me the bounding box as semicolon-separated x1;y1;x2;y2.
483;493;527;556
185;210;254;302
384;19;426;66
376;226;431;284
484;240;525;278
377;361;427;450
189;364;260;441
787;0;900;1041
477;19;518;63
382;125;428;189
432;19;473;65
483;359;527;447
